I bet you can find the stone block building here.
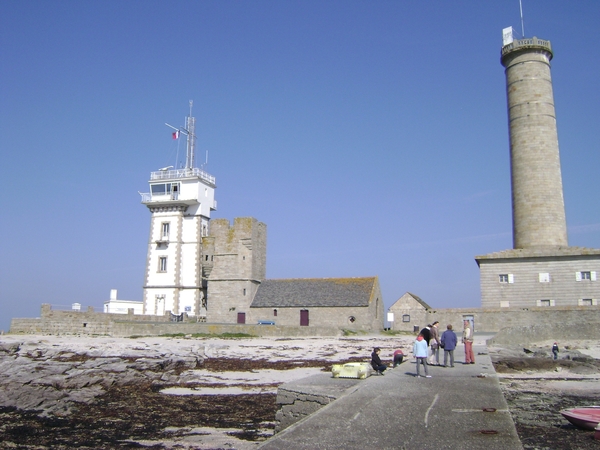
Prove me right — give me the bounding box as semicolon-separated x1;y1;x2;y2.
249;278;384;330
202;217;267;323
387;292;431;332
476;248;600;308
202;218;384;331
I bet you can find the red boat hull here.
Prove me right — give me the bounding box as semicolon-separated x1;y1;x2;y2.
560;406;600;431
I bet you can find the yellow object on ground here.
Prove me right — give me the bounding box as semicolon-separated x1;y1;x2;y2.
331;362;372;379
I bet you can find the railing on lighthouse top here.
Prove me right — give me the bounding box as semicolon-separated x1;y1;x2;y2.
149;167;215;185
501;37;552;57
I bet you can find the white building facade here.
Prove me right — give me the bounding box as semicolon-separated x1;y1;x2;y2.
140;108;216;318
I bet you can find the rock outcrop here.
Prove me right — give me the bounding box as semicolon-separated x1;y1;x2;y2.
0;337;203;416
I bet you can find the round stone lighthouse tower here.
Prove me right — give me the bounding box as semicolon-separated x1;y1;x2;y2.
501;36;568;249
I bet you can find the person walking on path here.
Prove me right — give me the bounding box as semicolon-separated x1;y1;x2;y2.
392;348;405;368
412;334;431;377
462;320;475;364
440;324;458;367
371;347;387;375
552;342;559;360
429;321;441;365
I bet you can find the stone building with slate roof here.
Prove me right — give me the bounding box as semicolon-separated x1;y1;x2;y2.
249;278;384;330
387;292;431;332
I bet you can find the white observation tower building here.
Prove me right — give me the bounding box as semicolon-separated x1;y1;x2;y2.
140;103;216;318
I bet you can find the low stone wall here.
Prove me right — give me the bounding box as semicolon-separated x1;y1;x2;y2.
9;305;342;337
487;321;600;346
409;306;600;333
274;373;362;432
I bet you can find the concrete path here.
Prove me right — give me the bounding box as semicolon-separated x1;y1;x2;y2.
260;342;522;450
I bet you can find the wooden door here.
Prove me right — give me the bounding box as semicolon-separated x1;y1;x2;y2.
300;310;309;326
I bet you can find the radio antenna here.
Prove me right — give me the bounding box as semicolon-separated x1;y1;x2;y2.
519;0;525;37
165;101;197;169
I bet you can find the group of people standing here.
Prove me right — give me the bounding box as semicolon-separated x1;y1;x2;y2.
370;320;475;378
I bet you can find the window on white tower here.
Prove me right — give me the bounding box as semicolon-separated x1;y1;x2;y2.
162;222;170;239
158;257;167;272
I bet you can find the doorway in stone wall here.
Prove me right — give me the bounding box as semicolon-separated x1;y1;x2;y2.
237;312;246;324
300;310;309;326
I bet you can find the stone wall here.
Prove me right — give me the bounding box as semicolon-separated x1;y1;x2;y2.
479;254;600;308
248;305;379;330
247;280;384;331
488;321;600;346
404;305;600;335
205;218;267;323
9;304;342;337
274;373;362;432
9;304;175;336
501;39;567;249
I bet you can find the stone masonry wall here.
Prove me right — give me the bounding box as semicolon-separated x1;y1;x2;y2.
205;218;266;323
411;305;600;334
488;321;600;346
502;41;568;248
479;256;600;308
9;304;341;337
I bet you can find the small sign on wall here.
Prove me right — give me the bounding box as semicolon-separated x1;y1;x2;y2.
387;312;394;322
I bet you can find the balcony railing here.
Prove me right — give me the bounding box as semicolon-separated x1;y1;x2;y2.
150;168;216;186
502;37;552;57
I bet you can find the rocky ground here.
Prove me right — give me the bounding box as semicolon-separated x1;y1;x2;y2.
490;343;600;450
0;335;599;449
0;335;376;449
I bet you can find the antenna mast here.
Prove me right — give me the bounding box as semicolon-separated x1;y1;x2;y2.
165;101;199;169
519;0;525;37
185;100;196;169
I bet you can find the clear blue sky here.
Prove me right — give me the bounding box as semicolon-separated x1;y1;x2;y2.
1;1;599;332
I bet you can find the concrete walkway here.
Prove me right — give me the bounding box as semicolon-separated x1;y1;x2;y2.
260;342;522;450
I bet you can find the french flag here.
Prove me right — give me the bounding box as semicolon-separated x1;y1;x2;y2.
172;130;180;140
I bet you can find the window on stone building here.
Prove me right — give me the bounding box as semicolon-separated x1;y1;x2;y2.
576;271;596;281
500;301;510;308
273;309;277;317
402;314;410;322
243;288;246;296
348;316;356;323
537;299;554;307
161;222;170;239
579;298;594;306
539;273;550;283
499;274;514;283
158;257;167;272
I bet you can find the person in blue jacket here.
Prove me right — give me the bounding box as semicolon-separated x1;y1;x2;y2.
440;324;458;368
412;334;431;377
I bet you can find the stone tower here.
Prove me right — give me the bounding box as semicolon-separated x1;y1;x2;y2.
501;36;568;249
475;32;600;310
202;217;267;323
